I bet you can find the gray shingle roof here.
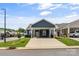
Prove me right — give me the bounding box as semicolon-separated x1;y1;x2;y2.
32;19;55;28
56;23;68;29
68;19;79;28
56;19;79;29
26;24;32;30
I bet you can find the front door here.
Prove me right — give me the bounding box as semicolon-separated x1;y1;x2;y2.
40;30;49;37
36;31;39;37
42;30;46;36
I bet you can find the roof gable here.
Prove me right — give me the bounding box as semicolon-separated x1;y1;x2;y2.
32;19;55;28
68;19;79;28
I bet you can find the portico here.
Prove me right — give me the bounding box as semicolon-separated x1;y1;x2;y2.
31;27;56;38
26;19;56;38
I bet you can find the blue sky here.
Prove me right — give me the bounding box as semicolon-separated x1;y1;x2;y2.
0;3;79;29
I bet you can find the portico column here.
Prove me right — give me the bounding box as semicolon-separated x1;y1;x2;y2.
31;29;33;38
33;29;35;37
53;28;55;38
49;29;51;38
67;27;70;37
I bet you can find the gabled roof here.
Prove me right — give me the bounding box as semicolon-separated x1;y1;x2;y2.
26;24;32;30
56;23;68;29
68;19;79;28
31;19;55;28
56;19;79;29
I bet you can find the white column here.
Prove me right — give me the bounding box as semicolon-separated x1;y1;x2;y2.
49;29;51;38
60;29;62;36
33;29;35;37
54;28;57;37
31;29;32;38
53;28;56;37
67;27;70;37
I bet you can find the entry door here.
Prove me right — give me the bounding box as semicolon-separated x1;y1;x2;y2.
36;31;39;37
42;30;46;36
40;30;49;37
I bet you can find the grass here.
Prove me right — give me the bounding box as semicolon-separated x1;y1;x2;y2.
0;38;30;47
55;36;79;46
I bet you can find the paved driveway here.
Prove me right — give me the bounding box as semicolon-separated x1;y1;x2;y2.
26;38;67;49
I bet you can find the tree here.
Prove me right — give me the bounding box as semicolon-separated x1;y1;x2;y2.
17;28;25;33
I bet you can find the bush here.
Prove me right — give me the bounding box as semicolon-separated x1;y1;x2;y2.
24;35;31;38
8;46;16;49
55;36;61;39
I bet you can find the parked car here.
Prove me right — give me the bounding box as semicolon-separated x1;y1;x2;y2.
69;30;79;37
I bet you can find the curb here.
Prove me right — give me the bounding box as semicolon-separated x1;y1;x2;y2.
1;47;79;50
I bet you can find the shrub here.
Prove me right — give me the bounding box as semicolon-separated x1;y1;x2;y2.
8;46;16;49
24;35;31;38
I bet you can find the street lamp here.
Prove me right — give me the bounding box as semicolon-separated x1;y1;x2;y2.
1;8;6;43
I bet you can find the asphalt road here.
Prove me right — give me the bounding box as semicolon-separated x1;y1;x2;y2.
0;48;79;56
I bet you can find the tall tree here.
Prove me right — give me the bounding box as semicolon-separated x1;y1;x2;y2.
17;28;25;33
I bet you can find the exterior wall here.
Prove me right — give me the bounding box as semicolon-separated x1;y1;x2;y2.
62;28;68;37
70;28;79;33
58;28;79;37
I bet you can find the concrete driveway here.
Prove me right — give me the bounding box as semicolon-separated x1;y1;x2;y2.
26;38;67;49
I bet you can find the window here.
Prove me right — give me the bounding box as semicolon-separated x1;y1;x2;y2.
76;31;79;33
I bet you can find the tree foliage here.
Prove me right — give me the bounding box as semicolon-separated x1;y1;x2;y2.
17;28;25;33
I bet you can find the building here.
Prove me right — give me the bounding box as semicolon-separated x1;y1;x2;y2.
26;19;57;38
26;19;79;38
56;19;79;37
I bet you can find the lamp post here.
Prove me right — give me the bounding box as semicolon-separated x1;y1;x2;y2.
1;8;6;43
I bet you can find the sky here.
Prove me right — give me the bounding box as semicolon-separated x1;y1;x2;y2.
0;3;79;29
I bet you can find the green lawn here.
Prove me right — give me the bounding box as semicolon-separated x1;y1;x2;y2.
0;38;30;47
55;37;79;46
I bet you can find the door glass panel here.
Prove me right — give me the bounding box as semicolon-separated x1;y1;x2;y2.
42;30;46;36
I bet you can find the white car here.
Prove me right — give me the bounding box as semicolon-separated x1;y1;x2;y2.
69;30;79;37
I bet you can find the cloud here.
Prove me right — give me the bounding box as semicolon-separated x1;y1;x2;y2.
67;4;79;10
46;12;79;24
38;3;53;10
49;4;63;10
38;3;63;10
65;12;78;18
17;3;35;7
59;12;79;23
40;11;52;16
70;6;79;10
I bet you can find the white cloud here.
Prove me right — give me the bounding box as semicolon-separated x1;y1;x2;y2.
59;12;79;23
17;3;35;7
46;12;79;24
65;12;78;18
38;3;63;10
38;3;53;10
50;4;63;10
70;6;79;10
40;11;52;16
17;16;25;19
